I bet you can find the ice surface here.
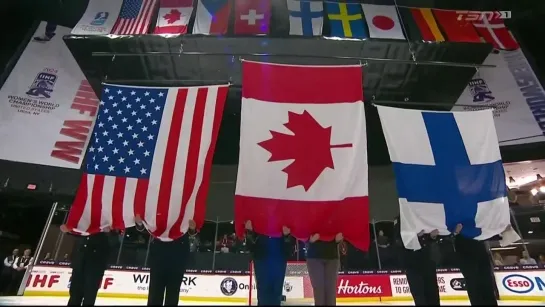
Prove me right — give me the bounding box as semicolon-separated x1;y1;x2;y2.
0;296;543;306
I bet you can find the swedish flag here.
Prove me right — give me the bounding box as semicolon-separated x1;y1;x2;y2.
326;3;368;38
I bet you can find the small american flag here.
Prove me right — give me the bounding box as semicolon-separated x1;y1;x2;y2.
66;84;229;241
111;0;157;35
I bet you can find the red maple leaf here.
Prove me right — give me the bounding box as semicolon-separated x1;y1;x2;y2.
258;110;352;191
163;9;182;24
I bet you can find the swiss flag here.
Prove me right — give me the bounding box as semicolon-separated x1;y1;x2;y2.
235;61;370;251
234;0;271;35
473;18;519;50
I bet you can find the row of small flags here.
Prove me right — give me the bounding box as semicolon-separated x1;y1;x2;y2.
72;0;519;50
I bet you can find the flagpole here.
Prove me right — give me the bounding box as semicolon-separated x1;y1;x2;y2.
91;51;496;69
371;101;498;109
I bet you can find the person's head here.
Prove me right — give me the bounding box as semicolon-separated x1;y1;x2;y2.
23;249;31;257
12;249;19;256
44;252;51;258
378;230;384;236
539;254;545;262
522;251;530;259
494;252;503;260
222;234;228;239
63;253;69;259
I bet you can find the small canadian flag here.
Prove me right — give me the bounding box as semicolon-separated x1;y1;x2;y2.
235;61;370;251
154;0;194;34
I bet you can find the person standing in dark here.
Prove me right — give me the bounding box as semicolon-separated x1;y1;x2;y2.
60;225;113;306
135;215;197;306
7;248;33;295
245;220;294;306
0;248;18;294
452;226;498;306
306;232;343;306
396;214;500;306
394;215;441;306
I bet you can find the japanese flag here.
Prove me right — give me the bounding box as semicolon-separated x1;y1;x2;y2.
361;4;405;39
235;61;369;251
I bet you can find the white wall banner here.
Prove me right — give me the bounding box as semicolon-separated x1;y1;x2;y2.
452;49;545;146
71;0;123;35
0;21;98;169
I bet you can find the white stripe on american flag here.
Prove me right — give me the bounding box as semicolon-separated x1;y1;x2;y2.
122;178;139;228
101;176;116;229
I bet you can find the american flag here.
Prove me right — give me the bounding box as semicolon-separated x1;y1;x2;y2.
111;0;157;35
66;84;229;241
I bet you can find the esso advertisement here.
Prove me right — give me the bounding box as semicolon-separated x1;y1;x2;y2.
497;272;545;297
389;273;468;298
336;275;392;297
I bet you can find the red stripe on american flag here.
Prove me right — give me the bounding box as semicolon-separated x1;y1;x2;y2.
192;86;228;228
66;175;88;232
168;88;208;239
152;88;189;238
134;179;149;218
112;178;127;229
89;175;105;234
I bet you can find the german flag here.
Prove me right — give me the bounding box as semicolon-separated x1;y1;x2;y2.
399;7;444;42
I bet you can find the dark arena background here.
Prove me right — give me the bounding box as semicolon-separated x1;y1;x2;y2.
0;0;545;305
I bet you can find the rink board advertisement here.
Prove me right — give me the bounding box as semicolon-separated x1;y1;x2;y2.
23;265;545;302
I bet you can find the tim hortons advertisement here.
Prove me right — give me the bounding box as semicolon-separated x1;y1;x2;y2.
0;21;98;169
334;274;392;298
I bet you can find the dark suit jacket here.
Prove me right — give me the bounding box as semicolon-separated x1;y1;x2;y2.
70;232;112;272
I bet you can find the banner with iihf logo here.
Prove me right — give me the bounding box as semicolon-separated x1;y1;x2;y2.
71;0;123;35
452;49;545;146
0;21;98;169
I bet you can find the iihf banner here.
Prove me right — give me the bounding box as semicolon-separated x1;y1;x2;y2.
0;21;98;169
71;0;123;35
452;49;545;146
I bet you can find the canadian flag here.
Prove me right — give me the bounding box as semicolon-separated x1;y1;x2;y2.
235;61;370;251
154;0;193;34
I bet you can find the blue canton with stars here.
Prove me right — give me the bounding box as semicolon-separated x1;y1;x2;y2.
119;0;144;19
86;85;168;179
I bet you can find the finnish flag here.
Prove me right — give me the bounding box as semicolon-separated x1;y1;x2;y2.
377;106;510;250
287;0;323;36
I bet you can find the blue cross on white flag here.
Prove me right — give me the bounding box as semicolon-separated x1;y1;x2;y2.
377;106;510;250
286;0;323;36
